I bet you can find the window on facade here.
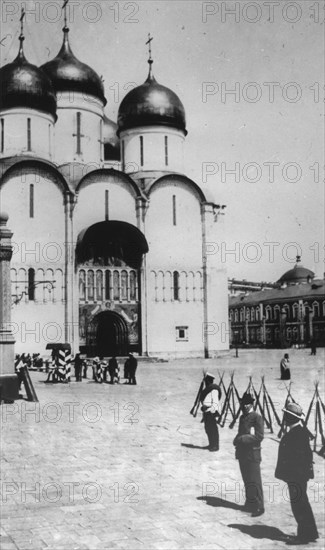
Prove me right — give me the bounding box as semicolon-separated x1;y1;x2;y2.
76;112;82;154
230;310;233;321
234;310;238;322
256;308;260;321
265;307;271;321
113;271;119;300
312;302;320;317
173;271;180;300
292;304;299;319
164;136;168;166
172;195;177;226
251;308;255;321
27;118;31;151
105;190;109;221
1;119;4;153
79;270;86;300
96;271;103;301
105;270;111;300
28;268;35;300
140;136;144;166
130;270;136;301
121;270;128;300
176;326;188;341
87;270;94;300
29;184;34;218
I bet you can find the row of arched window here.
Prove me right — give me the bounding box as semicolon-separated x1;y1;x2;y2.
11;268;64;303
150;270;204;302
230;300;324;323
79;268;138;303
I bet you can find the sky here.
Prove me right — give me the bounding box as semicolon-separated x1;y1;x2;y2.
1;0;324;282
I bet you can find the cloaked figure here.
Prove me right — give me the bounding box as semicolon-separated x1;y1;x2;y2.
280;353;291;380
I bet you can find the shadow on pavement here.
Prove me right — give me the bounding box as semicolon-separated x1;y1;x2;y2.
197;496;243;511
181;443;209;450
228;523;289;541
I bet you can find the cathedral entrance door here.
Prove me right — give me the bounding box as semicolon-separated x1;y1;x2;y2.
94;311;129;357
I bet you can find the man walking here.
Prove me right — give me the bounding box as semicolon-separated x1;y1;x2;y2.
233;392;264;517
275;402;318;545
200;373;221;452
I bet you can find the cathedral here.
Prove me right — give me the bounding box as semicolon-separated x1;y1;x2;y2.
0;14;228;358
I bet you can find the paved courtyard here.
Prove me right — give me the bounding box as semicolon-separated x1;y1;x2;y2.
1;348;324;550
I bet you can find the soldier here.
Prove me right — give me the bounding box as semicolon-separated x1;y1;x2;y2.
108;356;119;384
275;402;318;545
127;353;138;385
74;353;83;382
233;392;264;517
200;373;221;452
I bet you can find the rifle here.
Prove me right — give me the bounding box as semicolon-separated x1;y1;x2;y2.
190;372;206;417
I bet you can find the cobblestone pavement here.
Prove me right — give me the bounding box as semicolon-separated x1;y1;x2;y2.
1;348;324;550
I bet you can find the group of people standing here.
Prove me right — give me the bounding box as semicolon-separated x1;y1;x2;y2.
73;353;138;385
199;373;318;545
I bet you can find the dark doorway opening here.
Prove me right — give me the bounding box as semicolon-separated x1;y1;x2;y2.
89;311;129;357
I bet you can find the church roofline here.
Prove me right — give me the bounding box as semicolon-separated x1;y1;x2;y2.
148;173;207;202
75;168;145;198
0;157;70;194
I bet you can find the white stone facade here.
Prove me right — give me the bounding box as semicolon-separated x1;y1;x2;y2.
0;34;228;358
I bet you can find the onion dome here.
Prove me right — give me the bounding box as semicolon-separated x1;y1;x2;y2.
117;73;187;135
0;35;57;118
41;27;106;105
277;257;315;285
103;115;120;161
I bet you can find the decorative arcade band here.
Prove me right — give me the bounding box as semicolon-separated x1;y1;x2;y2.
190;372;321;545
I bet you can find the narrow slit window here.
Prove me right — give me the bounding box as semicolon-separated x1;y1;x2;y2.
28;268;35;301
105;190;109;221
173;271;180;301
27;118;31;151
164;136;168;166
172;195;177;226
29;184;34;218
1;119;4;153
76;112;82;154
140;136;144;166
121;140;125;169
105;271;111;300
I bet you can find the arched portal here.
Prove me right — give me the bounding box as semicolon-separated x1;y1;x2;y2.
87;311;129;357
76;221;148;356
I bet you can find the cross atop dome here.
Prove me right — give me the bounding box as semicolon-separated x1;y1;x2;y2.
146;33;154;78
62;0;69;32
18;7;25;56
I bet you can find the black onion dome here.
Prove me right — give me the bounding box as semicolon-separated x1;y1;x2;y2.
103;115;120;161
117;74;186;135
0;43;57;118
41;29;106;105
278;261;315;285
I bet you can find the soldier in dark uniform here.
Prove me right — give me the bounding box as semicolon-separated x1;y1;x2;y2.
128;353;138;385
200;373;221;452
233;392;264;517
275;402;318;545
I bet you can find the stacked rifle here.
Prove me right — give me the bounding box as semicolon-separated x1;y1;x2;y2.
305;381;325;457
